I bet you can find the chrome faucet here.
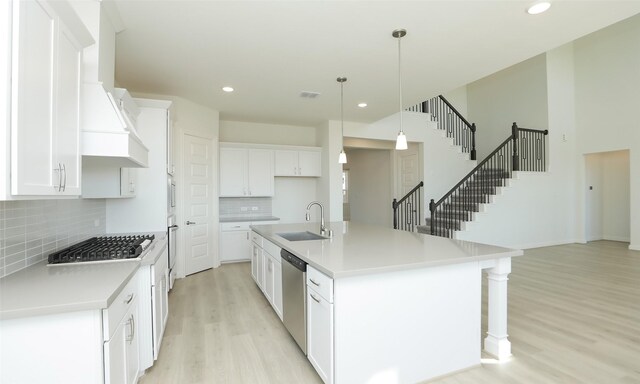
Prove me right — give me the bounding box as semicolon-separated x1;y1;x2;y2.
306;201;327;236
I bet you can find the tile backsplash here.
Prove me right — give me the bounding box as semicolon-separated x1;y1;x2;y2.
0;199;106;278
219;197;272;218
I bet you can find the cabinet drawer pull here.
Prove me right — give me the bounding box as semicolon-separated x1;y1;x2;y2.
309;279;320;286
124;294;134;304
310;293;321;303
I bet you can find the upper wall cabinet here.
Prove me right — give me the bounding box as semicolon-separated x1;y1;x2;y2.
0;0;93;199
219;147;274;197
275;149;321;177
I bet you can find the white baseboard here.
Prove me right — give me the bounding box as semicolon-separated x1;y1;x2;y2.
515;239;579;250
602;235;631;242
629;244;640;251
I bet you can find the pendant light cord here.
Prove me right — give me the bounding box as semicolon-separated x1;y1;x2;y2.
398;34;403;134
341;81;344;140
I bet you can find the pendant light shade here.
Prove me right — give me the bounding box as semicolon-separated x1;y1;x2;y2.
337;77;347;164
338;150;347;164
396;131;408;150
393;28;408;151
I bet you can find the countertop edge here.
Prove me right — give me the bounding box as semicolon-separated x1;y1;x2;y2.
250;224;524;279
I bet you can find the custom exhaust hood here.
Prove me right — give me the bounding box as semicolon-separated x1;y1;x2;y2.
72;0;148;168
82;82;148;168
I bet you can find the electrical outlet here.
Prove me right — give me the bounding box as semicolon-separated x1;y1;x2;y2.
240;207;248;212
94;219;100;227
251;206;259;211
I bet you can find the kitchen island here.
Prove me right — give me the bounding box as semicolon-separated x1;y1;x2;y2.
251;222;522;384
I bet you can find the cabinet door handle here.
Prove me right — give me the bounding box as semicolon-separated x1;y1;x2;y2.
53;165;61;191
126;314;135;343
309;278;320;286
186;221;197;225
310;293;321;303
124;293;134;304
246;232;249;240
61;163;66;192
131;314;135;343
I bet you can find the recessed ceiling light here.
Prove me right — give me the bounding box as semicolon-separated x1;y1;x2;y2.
222;86;234;92
527;1;551;15
358;103;367;108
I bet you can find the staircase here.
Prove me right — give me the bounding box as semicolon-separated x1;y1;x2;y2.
419;123;548;238
408;95;477;160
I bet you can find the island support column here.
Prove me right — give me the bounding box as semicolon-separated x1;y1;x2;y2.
484;257;512;360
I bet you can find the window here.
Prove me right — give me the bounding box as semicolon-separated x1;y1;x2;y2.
342;170;349;203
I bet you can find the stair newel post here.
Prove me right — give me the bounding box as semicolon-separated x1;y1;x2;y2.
511;122;520;172
392;199;398;230
429;199;435;235
470;123;477;160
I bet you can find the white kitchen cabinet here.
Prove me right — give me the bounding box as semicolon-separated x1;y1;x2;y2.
251;240;261;286
220;222;252;263
274;149;321;177
104;296;139;384
151;246;169;360
219;146;274;197
136;240;169;372
7;0;91;198
120;168;137;197
103;272;140;384
307;265;334;384
81;160;137;198
166;110;174;175
250;231;283;320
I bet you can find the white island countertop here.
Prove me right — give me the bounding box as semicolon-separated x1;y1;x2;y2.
251;222;523;278
0;234;167;320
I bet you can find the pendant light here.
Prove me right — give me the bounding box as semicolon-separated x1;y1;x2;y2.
393;29;408;150
337;77;348;164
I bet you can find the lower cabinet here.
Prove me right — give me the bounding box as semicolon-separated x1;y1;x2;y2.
264;250;283;320
102;272;140;384
221;221;278;263
220;224;251;263
307;266;334;384
250;231;283;321
151;247;169;360
104;295;139;384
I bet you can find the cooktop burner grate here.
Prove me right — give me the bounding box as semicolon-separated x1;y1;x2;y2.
48;235;155;264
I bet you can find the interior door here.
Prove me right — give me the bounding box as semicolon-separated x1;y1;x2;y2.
184;134;215;275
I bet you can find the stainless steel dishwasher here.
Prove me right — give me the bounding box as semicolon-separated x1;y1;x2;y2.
281;249;307;355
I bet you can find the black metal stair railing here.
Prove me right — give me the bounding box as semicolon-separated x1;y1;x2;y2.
407;95;477;160
428;123;548;238
392;181;424;232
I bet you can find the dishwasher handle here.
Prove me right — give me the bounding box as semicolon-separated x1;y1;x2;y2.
281;249;307;272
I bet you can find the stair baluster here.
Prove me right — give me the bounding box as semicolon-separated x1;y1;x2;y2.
392;181;424;232
426;123;548;238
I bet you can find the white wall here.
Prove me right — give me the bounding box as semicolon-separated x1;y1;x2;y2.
467;54;549;159
573;14;640;250
316;120;351;222
455;45;579;249
442;86;469;118
345;148;393;227
220;120;317;146
272;178;318;224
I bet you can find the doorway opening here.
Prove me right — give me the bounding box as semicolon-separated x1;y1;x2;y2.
584;149;630;243
342;138;422;228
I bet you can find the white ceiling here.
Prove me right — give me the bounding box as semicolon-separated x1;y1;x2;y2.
113;1;640;127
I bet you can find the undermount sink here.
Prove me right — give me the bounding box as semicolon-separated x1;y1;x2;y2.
277;231;328;242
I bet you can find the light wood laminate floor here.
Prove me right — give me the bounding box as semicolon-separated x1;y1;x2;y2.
140;241;640;384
